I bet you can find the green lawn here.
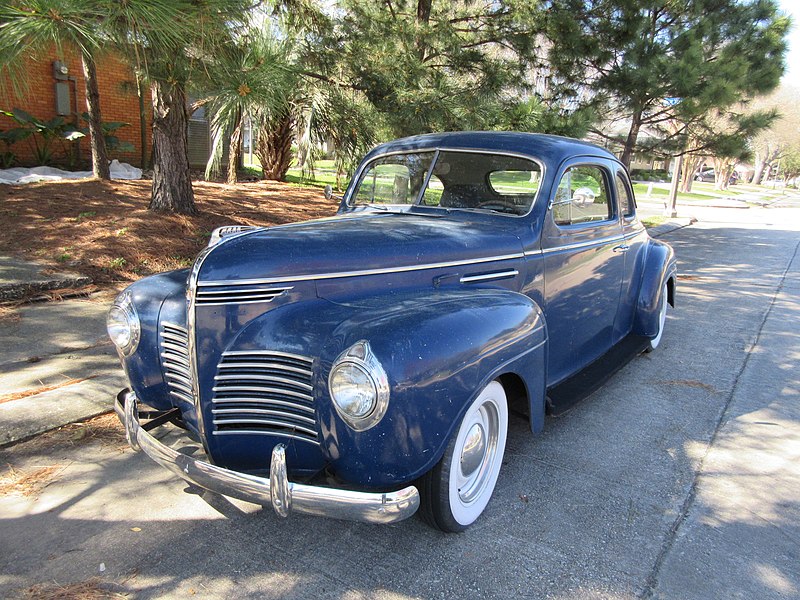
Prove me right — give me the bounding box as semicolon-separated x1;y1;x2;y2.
633;183;719;203
633;180;793;204
641;215;668;228
285;159;343;190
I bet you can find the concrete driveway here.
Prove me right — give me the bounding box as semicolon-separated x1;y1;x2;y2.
1;204;798;599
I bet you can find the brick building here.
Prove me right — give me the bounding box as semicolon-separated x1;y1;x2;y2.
0;50;155;169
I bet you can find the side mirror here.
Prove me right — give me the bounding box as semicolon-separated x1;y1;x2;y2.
324;184;333;200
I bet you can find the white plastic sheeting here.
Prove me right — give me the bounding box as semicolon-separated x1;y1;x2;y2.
0;160;142;184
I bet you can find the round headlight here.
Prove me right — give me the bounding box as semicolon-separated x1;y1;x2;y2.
107;293;140;355
330;363;377;419
328;341;390;431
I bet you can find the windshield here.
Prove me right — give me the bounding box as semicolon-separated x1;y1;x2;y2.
349;150;541;216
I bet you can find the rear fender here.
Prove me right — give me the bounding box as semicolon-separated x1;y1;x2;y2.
634;239;677;337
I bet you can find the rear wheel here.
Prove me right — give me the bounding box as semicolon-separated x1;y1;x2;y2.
419;380;508;532
646;282;669;352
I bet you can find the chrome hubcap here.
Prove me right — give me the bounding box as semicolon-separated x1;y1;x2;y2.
460;423;486;478
457;403;499;505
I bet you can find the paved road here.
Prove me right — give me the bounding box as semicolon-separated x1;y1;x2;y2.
1;205;798;599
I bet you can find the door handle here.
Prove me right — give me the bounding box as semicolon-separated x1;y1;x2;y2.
613;244;630;253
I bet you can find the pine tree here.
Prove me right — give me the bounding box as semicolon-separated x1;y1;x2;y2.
547;0;790;168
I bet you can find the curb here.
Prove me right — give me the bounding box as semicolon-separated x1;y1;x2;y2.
0;254;92;301
0;275;93;301
0;357;124;448
647;217;697;238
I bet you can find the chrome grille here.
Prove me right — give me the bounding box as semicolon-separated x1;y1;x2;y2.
211;350;319;445
195;283;293;305
160;323;193;405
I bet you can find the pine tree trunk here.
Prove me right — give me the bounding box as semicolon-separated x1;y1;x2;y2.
149;80;196;214
620;110;642;170
80;53;110;180
416;0;432;59
256;115;294;181
227;115;243;185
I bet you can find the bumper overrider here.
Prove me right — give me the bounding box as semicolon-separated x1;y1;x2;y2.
114;389;420;524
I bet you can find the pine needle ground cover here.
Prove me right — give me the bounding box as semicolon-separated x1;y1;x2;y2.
0;179;339;290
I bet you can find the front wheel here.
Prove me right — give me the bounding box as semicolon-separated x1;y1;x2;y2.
419;380;508;532
646;282;669;352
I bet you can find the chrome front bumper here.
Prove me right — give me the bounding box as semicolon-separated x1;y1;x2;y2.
114;390;420;524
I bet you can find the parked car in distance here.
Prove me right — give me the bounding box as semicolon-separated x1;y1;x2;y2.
694;169;738;185
109;132;676;532
694;169;715;182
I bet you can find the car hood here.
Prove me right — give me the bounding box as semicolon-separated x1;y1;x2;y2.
196;212;524;284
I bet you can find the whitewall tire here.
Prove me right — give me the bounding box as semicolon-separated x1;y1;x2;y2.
646;282;669;352
419;380;508;532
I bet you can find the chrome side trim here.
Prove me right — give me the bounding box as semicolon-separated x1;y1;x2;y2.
539;235;625;255
523;227;645;259
198;253;525;287
198;286;292;295
460;269;519;284
117;391;419;524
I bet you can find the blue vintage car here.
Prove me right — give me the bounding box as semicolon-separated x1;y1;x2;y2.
109;132;676;532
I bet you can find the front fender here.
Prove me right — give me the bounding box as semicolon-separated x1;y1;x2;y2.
228;288;546;487
634;239;677;337
117;269;189;411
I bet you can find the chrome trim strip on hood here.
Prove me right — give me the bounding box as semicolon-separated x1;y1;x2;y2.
197;252;526;288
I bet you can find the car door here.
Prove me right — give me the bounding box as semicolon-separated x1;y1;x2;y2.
612;167;649;343
541;160;625;386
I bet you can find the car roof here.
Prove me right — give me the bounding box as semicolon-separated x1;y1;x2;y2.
364;131;618;165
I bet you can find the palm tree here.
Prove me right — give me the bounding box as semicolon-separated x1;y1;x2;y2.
196;29;296;185
292;83;381;188
0;0;110;179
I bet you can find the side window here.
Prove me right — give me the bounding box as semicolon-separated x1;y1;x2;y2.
615;172;635;218
552;165;612;226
